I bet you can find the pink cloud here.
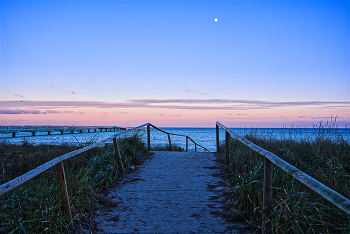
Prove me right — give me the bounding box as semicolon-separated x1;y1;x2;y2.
0;108;41;114
62;111;75;114
78;112;85;114
1;99;349;112
45;109;60;114
194;90;208;95
14;94;25;98
103;112;107;114
71;91;77;94
112;86;117;89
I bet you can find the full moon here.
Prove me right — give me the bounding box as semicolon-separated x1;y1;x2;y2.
214;18;218;22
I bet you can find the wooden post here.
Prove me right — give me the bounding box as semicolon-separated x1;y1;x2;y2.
195;144;197;152
225;131;230;166
167;133;172;151
48;131;51;135
186;137;188;152
262;157;273;234
113;138;124;173
147;125;150;151
32;132;35;136
12;132;15;137
56;161;72;220
216;124;220;153
60;130;63;134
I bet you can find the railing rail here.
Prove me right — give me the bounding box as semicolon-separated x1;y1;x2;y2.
216;121;350;233
0;123;149;196
148;124;210;152
0;123;209;222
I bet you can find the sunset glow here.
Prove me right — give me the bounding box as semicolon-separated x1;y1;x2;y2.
1;1;349;128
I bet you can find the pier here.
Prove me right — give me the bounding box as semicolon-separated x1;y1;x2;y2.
0;126;127;137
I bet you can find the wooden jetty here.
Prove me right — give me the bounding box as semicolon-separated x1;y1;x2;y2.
0;125;127;137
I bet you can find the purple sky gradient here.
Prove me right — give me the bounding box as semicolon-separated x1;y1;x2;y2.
1;0;349;127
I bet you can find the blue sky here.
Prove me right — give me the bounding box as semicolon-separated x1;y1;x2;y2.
1;0;349;127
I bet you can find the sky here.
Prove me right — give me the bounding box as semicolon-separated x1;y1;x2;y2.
1;0;349;128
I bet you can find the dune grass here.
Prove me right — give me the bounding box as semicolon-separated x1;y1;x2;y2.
219;122;350;233
0;132;149;233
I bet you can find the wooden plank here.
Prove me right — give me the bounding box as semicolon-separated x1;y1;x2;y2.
225;131;230;166
186;136;188;152
56;161;72;220
149;124;170;134
216;121;350;215
0;123;150;196
147;125;150;151
262;158;273;233
167;133;172;151
113;138;124;173
216;124;219;153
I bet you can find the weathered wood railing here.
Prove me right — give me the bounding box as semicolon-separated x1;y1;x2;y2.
0;123;150;220
0;123;209;222
216;121;350;233
147;124;210;152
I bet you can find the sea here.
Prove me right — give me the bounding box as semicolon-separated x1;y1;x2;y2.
1;127;349;152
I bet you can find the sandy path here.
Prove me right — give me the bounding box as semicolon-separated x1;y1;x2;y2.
93;151;249;233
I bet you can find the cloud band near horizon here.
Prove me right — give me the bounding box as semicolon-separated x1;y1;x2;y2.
1;99;349;114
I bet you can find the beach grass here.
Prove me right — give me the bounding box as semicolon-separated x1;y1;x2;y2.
219;121;350;233
0;132;149;233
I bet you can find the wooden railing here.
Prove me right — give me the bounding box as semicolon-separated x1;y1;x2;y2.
147;124;209;152
0;123;209;222
216;122;350;233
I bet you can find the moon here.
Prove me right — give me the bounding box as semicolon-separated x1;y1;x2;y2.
214;18;218;22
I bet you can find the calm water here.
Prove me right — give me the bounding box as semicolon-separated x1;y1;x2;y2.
1;127;349;152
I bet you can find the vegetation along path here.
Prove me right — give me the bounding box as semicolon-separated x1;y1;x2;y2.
93;151;249;233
